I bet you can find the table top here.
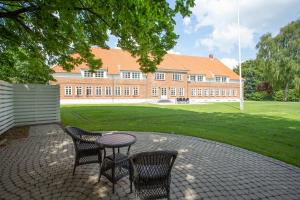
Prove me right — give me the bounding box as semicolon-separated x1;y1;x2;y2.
97;133;136;148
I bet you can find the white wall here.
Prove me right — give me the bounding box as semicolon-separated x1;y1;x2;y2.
0;81;60;135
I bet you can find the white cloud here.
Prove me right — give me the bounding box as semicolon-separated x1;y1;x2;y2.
220;58;239;69
190;0;300;53
167;49;181;54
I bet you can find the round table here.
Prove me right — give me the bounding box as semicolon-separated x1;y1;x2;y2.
96;133;136;193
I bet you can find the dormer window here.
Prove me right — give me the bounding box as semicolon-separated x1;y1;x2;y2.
121;71;141;79
172;73;182;81
154;72;165;80
82;70;106;78
95;70;105;78
188;75;205;82
215;76;227;82
84;70;93;77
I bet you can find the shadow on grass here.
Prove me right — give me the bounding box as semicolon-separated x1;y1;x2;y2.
61;105;300;167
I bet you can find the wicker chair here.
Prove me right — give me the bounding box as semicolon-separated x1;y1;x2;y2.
65;126;103;175
129;151;178;200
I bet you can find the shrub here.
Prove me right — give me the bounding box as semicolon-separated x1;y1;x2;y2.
274;89;300;102
246;91;270;101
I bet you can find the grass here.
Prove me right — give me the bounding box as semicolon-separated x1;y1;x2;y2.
61;101;300;167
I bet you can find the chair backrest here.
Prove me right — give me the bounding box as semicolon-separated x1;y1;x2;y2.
65;126;86;141
130;150;178;179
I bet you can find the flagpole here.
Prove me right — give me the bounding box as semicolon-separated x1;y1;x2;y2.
238;0;244;111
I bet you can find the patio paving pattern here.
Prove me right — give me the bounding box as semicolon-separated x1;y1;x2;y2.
0;124;300;200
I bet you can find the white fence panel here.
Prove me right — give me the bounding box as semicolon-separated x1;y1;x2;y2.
13;84;60;127
0;81;14;134
0;81;60;135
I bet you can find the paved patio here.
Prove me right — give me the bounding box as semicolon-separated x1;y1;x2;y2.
0;124;299;200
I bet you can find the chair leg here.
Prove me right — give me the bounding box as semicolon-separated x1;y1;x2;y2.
72;164;76;176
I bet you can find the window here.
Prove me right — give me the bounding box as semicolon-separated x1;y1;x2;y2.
226;89;230;96
152;87;158;96
84;70;93;77
221;89;226;96
215;89;220;96
122;72;131;79
189;75;196;81
204;89;209;96
154;72;165;80
115;86;121;96
124;87;130;96
216;76;227;82
95;86;102;96
191;88;197;96
95;70;104;78
197;75;204;82
121;71;141;79
210;89;214;96
86;86;92;96
105;86;112;96
132;72;141;79
197;88;202;96
170;88;176;96
75;86;82;96
64;86;72;96
178;88;184;96
232;89;237;96
173;73;182;81
133;87;139;96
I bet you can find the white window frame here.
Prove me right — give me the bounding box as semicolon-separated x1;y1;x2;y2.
124;87;130;96
154;72;165;80
83;70;93;77
122;71;131;79
215;89;220;96
105;86;112;96
172;73;182;81
152;87;158;96
197;75;204;82
210;89;214;96
95;70;105;78
132;86;139;96
64;86;72;96
191;88;197;96
115;86;121;96
95;86;102;96
86;86;92;96
132;72;141;80
189;75;196;82
170;88;176;96
204;89;209;96
197;88;202;96
75;86;82;96
221;89;226;96
222;76;227;82
178;88;184;96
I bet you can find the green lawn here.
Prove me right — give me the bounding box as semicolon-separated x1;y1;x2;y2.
61;101;300;167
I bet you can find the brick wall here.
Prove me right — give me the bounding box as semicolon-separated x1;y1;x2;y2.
52;72;240;101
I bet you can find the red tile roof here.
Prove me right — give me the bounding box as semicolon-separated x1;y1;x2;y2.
52;48;239;80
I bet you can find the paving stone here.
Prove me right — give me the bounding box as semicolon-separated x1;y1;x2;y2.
0;124;300;200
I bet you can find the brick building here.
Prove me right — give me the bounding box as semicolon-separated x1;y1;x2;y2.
51;48;241;104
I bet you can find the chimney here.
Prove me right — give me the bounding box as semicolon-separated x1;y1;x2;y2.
209;54;214;59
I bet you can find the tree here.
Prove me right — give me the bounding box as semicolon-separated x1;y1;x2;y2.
233;60;264;99
256;20;300;101
0;0;195;83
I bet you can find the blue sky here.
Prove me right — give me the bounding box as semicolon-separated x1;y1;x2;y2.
109;0;300;69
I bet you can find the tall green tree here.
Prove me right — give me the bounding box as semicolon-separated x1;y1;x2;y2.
256;20;300;101
0;0;195;83
233;60;264;99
